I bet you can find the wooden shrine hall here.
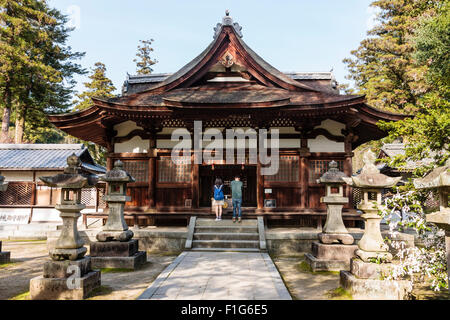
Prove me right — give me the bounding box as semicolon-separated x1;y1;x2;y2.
48;12;405;227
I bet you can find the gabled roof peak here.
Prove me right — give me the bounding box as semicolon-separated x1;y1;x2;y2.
214;10;243;39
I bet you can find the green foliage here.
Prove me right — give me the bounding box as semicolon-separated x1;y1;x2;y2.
345;0;449;175
133;39;158;75
70;62;116;165
73;62;116;111
326;287;353;300
343;0;440;113
0;0;86;143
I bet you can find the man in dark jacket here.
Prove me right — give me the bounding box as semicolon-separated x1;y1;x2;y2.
231;175;243;223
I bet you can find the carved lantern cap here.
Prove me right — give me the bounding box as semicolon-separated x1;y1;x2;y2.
39;154;98;188
100;160;135;183
342;150;401;188
319;161;348;184
414;159;450;189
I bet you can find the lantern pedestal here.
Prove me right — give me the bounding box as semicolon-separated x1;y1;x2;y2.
50;205;87;261
340;258;412;300
30;257;101;300
304;161;357;272
90;239;147;269
339;150;412;299
0;241;10;264
90;160;146;270
30;154;101;300
305;243;358;272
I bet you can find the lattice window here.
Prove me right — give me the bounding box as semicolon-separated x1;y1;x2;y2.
122;160;148;183
309;160;344;183
161;119;185;127
265;156;299;182
158;156;192;183
203;118;253;128
352;188;362;208
269;118;296;127
97;186;107;208
0;182;33;205
81;188;97;207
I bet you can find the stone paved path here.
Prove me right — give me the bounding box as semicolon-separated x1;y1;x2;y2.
138;251;292;300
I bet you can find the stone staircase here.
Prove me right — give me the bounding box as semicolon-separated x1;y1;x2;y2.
185;217;266;252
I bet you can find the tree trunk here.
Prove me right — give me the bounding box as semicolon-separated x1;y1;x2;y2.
14;107;26;143
1;84;12;143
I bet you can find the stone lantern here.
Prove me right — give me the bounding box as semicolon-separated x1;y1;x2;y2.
305;161;358;271
0;175;10;265
29;154;101;299
90;160;146;269
414;158;450;293
0;175;8;192
340;150;412;299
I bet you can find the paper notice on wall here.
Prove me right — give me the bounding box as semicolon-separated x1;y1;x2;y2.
0;208;30;224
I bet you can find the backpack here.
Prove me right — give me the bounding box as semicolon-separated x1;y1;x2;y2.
213;185;224;200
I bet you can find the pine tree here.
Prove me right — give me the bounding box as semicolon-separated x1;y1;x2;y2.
378;1;450;169
343;0;441;113
73;62;116;111
133;39;158;75
0;0;85;143
71;62;116;165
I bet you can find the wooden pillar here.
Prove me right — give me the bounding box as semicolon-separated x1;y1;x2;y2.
191;153;199;208
344;132;355;208
299;138;310;209
148;133;157;209
29;171;37;224
257;160;264;209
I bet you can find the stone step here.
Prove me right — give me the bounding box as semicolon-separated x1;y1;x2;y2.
192;240;259;249
190;247;260;253
195;218;257;227
193;232;259;241
194;226;258;233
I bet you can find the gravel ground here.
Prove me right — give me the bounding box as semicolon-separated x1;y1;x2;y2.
0;240;177;300
1;241;447;300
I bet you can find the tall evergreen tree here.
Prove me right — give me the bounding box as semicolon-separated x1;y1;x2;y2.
133;39;157;75
73;62;116;111
71;62;116;165
343;0;441;113
0;0;85;143
378;1;449;168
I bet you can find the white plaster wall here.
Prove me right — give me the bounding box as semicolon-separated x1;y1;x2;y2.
308;135;345;152
1;171;33;182
261;139;300;148
314;119;345;136
114;136;149;153
157;139;192;149
0;208;31;224
114;120;143;137
30;208;61;222
269;127;298;134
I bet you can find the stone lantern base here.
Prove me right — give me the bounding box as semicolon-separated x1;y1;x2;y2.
305;242;358;272
90;239;147;270
0;241;11;264
339;258;412;300
29;257;101;300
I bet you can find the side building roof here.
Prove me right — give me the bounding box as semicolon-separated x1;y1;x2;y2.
0;144;106;173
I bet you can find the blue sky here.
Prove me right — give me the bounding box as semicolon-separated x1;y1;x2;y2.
48;0;377;96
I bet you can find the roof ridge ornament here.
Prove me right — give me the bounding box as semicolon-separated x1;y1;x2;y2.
214;10;243;39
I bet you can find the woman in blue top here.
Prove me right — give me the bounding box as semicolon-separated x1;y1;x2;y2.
212;178;224;221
